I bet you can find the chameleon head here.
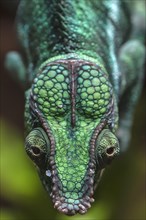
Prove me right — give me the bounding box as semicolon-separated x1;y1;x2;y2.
24;59;120;215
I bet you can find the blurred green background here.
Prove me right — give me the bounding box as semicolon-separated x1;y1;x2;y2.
0;1;146;220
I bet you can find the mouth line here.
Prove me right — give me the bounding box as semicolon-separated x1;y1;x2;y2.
54;195;95;215
50;173;95;215
40;168;99;215
54;168;104;215
40;168;102;216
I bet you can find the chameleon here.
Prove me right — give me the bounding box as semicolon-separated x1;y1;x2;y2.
5;0;145;216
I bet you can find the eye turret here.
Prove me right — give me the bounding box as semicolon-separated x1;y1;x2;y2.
25;128;50;168
96;129;120;168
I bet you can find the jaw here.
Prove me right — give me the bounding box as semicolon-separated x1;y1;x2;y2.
40;169;103;215
52;182;95;215
53;169;104;215
53;194;94;215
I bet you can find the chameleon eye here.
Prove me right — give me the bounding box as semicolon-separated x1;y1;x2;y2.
96;129;120;168
31;146;41;156
105;146;116;156
25;128;50;168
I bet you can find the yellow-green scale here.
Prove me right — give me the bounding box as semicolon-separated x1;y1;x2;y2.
48;115;100;200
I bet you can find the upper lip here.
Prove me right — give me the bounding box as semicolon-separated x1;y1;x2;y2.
54;196;95;215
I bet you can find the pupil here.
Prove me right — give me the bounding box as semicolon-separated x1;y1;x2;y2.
32;146;41;155
106;147;114;155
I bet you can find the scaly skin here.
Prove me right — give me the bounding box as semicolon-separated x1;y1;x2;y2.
5;0;145;216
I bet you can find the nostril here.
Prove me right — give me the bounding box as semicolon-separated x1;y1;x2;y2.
106;147;115;156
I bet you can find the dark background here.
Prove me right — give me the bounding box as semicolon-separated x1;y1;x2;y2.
0;1;146;220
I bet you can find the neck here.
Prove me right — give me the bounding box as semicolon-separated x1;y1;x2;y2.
18;0;121;69
18;0;130;96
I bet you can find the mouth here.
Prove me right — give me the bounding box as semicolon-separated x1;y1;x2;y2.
53;195;95;215
42;168;103;216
